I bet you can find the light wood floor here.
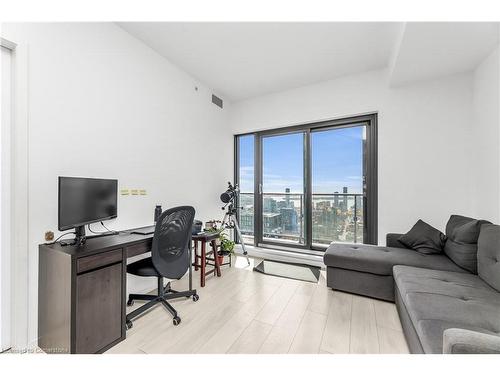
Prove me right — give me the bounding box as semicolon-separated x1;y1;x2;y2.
106;256;409;354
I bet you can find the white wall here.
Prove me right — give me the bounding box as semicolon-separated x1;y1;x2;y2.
2;23;233;348
230;69;479;241
472;46;500;223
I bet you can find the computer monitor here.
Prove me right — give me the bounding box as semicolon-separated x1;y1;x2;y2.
58;176;117;244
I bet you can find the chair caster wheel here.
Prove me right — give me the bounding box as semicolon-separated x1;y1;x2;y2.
192;294;199;302
127;299;134;306
173;316;181;326
126;320;133;330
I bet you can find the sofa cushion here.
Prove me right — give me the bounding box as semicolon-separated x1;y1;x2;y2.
323;243;466;276
399;219;446;254
394;265;500;353
477;224;500;292
386;233;407;249
444;215;490;274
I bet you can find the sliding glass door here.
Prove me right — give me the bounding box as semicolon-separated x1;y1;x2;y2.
235;114;377;252
236;135;255;245
311;126;365;246
261;132;305;245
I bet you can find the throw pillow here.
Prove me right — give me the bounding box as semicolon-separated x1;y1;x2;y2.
399;219;446;255
444;214;491;274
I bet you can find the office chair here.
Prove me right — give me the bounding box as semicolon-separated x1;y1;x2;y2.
125;206;199;328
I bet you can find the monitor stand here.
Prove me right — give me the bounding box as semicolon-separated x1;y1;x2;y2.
61;225;86;247
74;225;86;246
60;225;121;246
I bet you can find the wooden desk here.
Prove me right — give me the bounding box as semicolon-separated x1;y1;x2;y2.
38;230;159;354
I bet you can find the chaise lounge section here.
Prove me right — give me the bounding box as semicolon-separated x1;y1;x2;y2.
323;240;466;302
323;215;500;353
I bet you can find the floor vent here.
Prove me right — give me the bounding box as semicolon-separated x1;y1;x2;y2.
212;94;223;109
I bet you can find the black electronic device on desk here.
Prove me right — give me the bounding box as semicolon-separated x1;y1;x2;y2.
130;225;155;235
58;176;118;246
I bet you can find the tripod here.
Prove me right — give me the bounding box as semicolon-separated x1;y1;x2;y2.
222;201;251;266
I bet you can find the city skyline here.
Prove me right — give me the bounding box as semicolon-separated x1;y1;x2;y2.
239;191;363;245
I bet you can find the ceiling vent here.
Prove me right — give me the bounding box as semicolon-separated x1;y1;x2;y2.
212;94;223;109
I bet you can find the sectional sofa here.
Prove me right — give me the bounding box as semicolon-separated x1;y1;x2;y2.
323;215;500;354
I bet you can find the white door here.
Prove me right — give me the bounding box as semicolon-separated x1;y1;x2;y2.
0;44;12;352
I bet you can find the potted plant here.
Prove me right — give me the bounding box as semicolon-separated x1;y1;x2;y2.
218;231;235;264
204;220;235;265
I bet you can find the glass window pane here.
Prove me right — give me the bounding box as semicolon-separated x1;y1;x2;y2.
237;135;254;244
311;126;364;245
262;133;304;244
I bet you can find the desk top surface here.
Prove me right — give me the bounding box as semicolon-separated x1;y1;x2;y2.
40;228;222;258
192;232;220;241
39;229;154;258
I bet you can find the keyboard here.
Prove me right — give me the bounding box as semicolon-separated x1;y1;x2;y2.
130;225;155;235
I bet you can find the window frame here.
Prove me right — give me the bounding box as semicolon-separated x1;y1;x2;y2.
234;113;378;252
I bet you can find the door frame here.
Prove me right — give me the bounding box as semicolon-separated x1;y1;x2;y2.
0;37;16;352
1;36;29;352
234;113;378;252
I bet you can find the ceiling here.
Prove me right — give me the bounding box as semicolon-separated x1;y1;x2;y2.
118;22;401;101
390;22;500;86
118;22;499;102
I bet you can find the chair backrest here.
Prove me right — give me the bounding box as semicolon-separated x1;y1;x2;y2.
151;206;195;279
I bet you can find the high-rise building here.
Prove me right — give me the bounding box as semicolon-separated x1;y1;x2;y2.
285;187;291;207
277;200;287;210
263;197;277;213
263;212;281;235
240;212;253;234
342;186;348;212
280;207;298;232
316;200;331;210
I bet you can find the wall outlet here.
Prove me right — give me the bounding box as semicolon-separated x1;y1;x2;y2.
120;189;130;196
131;189;139;195
139;189;147;195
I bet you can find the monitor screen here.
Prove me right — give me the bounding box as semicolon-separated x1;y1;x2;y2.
58;177;117;231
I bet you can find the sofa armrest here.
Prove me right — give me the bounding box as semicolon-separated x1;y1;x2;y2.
443;328;500;354
386;233;406;248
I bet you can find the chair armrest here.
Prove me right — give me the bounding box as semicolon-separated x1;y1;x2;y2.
443;328;500;354
386;233;406;248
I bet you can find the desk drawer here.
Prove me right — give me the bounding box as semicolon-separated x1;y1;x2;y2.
125;240;151;258
77;249;123;274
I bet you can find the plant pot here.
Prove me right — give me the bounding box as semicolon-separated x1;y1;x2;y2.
217;254;224;265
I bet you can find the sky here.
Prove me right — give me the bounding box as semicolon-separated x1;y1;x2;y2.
239;126;364;194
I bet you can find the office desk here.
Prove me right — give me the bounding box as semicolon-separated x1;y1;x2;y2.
38;229;186;354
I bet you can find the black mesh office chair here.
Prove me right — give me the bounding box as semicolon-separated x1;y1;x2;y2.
125;206;198;328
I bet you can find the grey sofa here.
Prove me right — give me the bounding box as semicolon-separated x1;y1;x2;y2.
323;216;500;354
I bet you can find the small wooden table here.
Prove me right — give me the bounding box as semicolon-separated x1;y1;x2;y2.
192;232;221;287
